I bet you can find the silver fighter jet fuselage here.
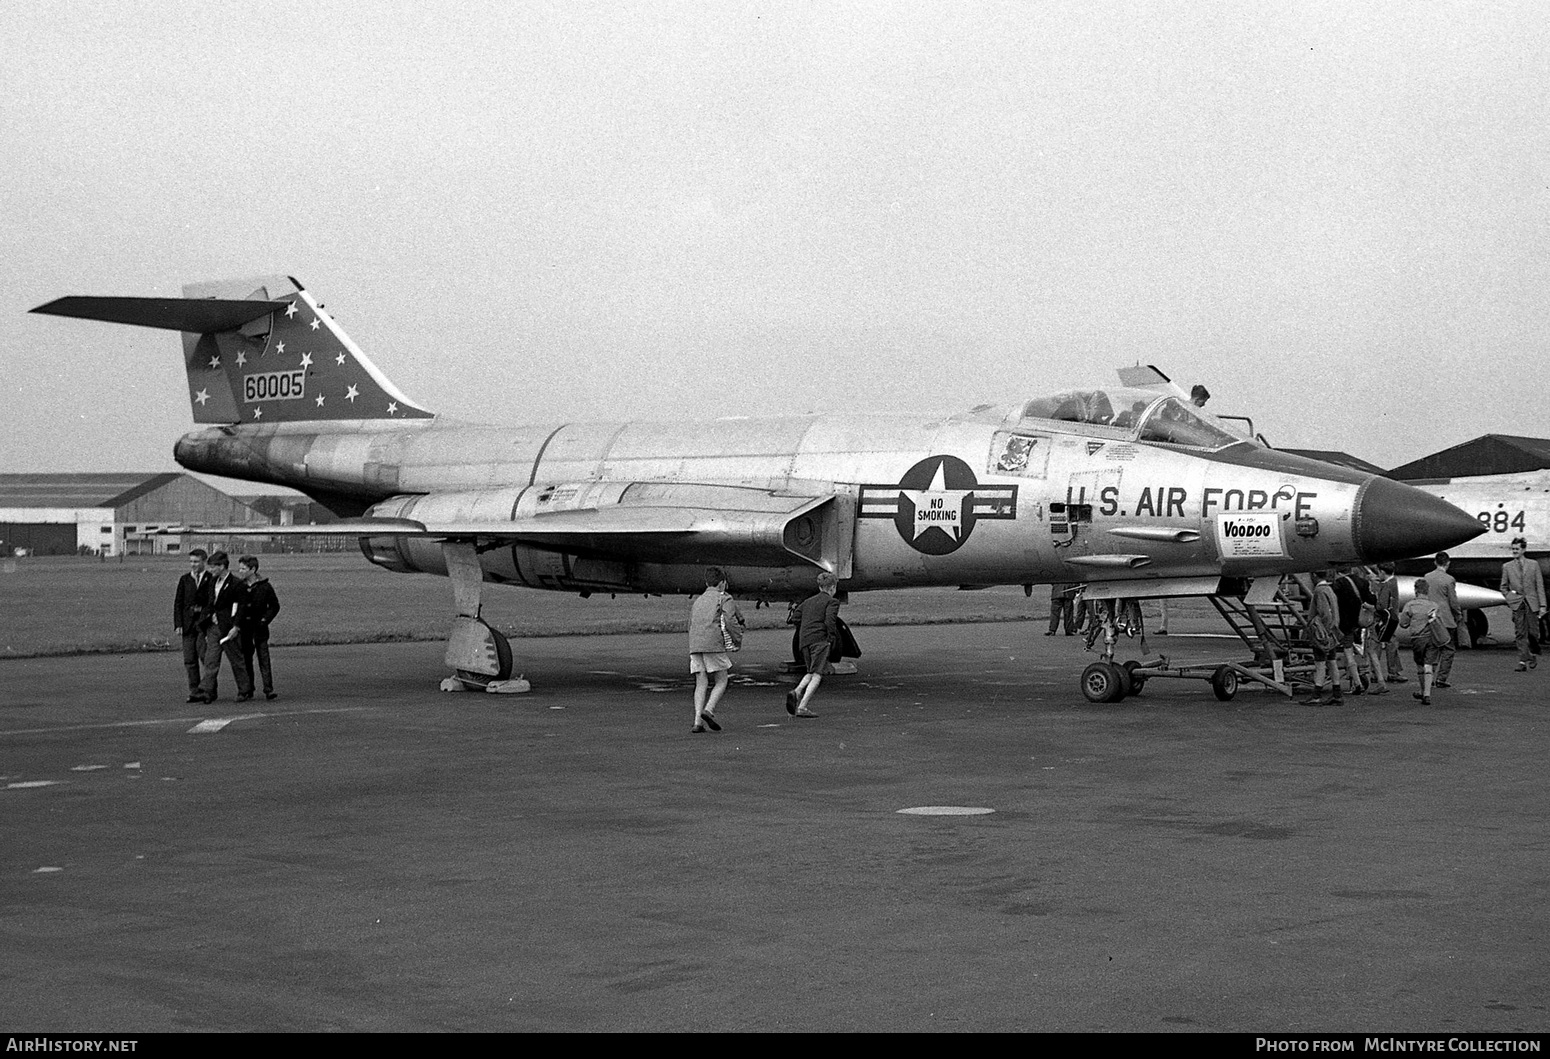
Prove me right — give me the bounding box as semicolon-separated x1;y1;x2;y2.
169;400;1483;604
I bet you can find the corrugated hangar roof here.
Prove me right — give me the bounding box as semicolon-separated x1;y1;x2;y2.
1388;434;1550;481
0;472;182;508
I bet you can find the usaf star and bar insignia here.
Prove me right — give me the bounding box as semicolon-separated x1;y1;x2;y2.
859;455;1018;556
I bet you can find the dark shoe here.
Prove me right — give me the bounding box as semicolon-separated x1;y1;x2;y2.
1349;685;1365;696
1387;676;1407;683
691;724;707;734
1418;695;1431;705
1531;656;1539;669
1412;691;1428;701
1432;680;1451;689
1516;663;1529;672
701;711;721;732
1300;695;1328;707
785;690;798;716
264;692;278;700
236;693;253;702
1044;631;1056;636
795;707;817;718
186;694;204;703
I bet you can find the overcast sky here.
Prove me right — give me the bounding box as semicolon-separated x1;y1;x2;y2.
3;1;1547;493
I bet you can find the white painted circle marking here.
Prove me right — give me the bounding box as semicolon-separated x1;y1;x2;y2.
896;806;995;816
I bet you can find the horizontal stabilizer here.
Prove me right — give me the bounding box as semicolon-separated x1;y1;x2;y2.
31;296;282;334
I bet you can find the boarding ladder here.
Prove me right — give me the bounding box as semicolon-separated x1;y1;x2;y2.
1207;573;1317;687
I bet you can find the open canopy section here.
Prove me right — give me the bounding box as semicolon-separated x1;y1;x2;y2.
1017;387;1247;449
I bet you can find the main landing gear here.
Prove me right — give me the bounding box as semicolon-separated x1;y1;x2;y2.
439;542;530;694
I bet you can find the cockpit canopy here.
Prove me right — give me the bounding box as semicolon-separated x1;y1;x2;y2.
1018;387;1246;449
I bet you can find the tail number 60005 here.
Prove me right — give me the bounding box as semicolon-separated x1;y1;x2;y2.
243;370;307;402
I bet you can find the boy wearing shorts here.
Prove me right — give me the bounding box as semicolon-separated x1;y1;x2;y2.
787;571;840;719
687;566;744;733
1397;578;1443;705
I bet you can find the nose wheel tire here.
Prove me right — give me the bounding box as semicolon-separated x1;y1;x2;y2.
1081;662;1128;703
1122;660;1147;695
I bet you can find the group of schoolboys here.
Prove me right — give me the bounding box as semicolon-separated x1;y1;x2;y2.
1303;545;1545;707
173;548;281;704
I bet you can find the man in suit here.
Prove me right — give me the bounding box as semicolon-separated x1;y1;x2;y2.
197;550;253;704
1500;537;1546;672
1046;582;1077;636
1424;552;1462;688
172;548;213;704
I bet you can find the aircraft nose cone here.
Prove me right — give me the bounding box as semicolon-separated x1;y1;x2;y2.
1354;477;1485;562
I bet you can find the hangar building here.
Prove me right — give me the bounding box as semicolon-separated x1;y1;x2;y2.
1388;435;1550;481
0;473;269;557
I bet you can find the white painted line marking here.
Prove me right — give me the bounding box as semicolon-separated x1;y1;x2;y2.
125;762;140;769
71;764;108;772
758;724;781;728
188;712;266;734
33;866;63;873
0;708;369;739
897;806;996;816
7;781;61;789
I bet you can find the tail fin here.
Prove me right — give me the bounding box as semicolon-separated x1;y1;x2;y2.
31;275;433;425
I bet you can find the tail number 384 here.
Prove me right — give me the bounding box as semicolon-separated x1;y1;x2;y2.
1477;508;1526;534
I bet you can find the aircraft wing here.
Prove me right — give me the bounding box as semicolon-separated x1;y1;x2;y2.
169;489;840;569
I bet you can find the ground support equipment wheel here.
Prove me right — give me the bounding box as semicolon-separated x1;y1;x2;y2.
1210;665;1239;701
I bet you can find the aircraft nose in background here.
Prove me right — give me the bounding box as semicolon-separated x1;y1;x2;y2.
1353;476;1485;561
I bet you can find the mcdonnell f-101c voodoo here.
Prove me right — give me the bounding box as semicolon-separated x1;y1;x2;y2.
33;276;1484;693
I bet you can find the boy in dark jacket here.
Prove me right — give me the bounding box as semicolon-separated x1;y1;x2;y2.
786;571;840;718
237;555;281;700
